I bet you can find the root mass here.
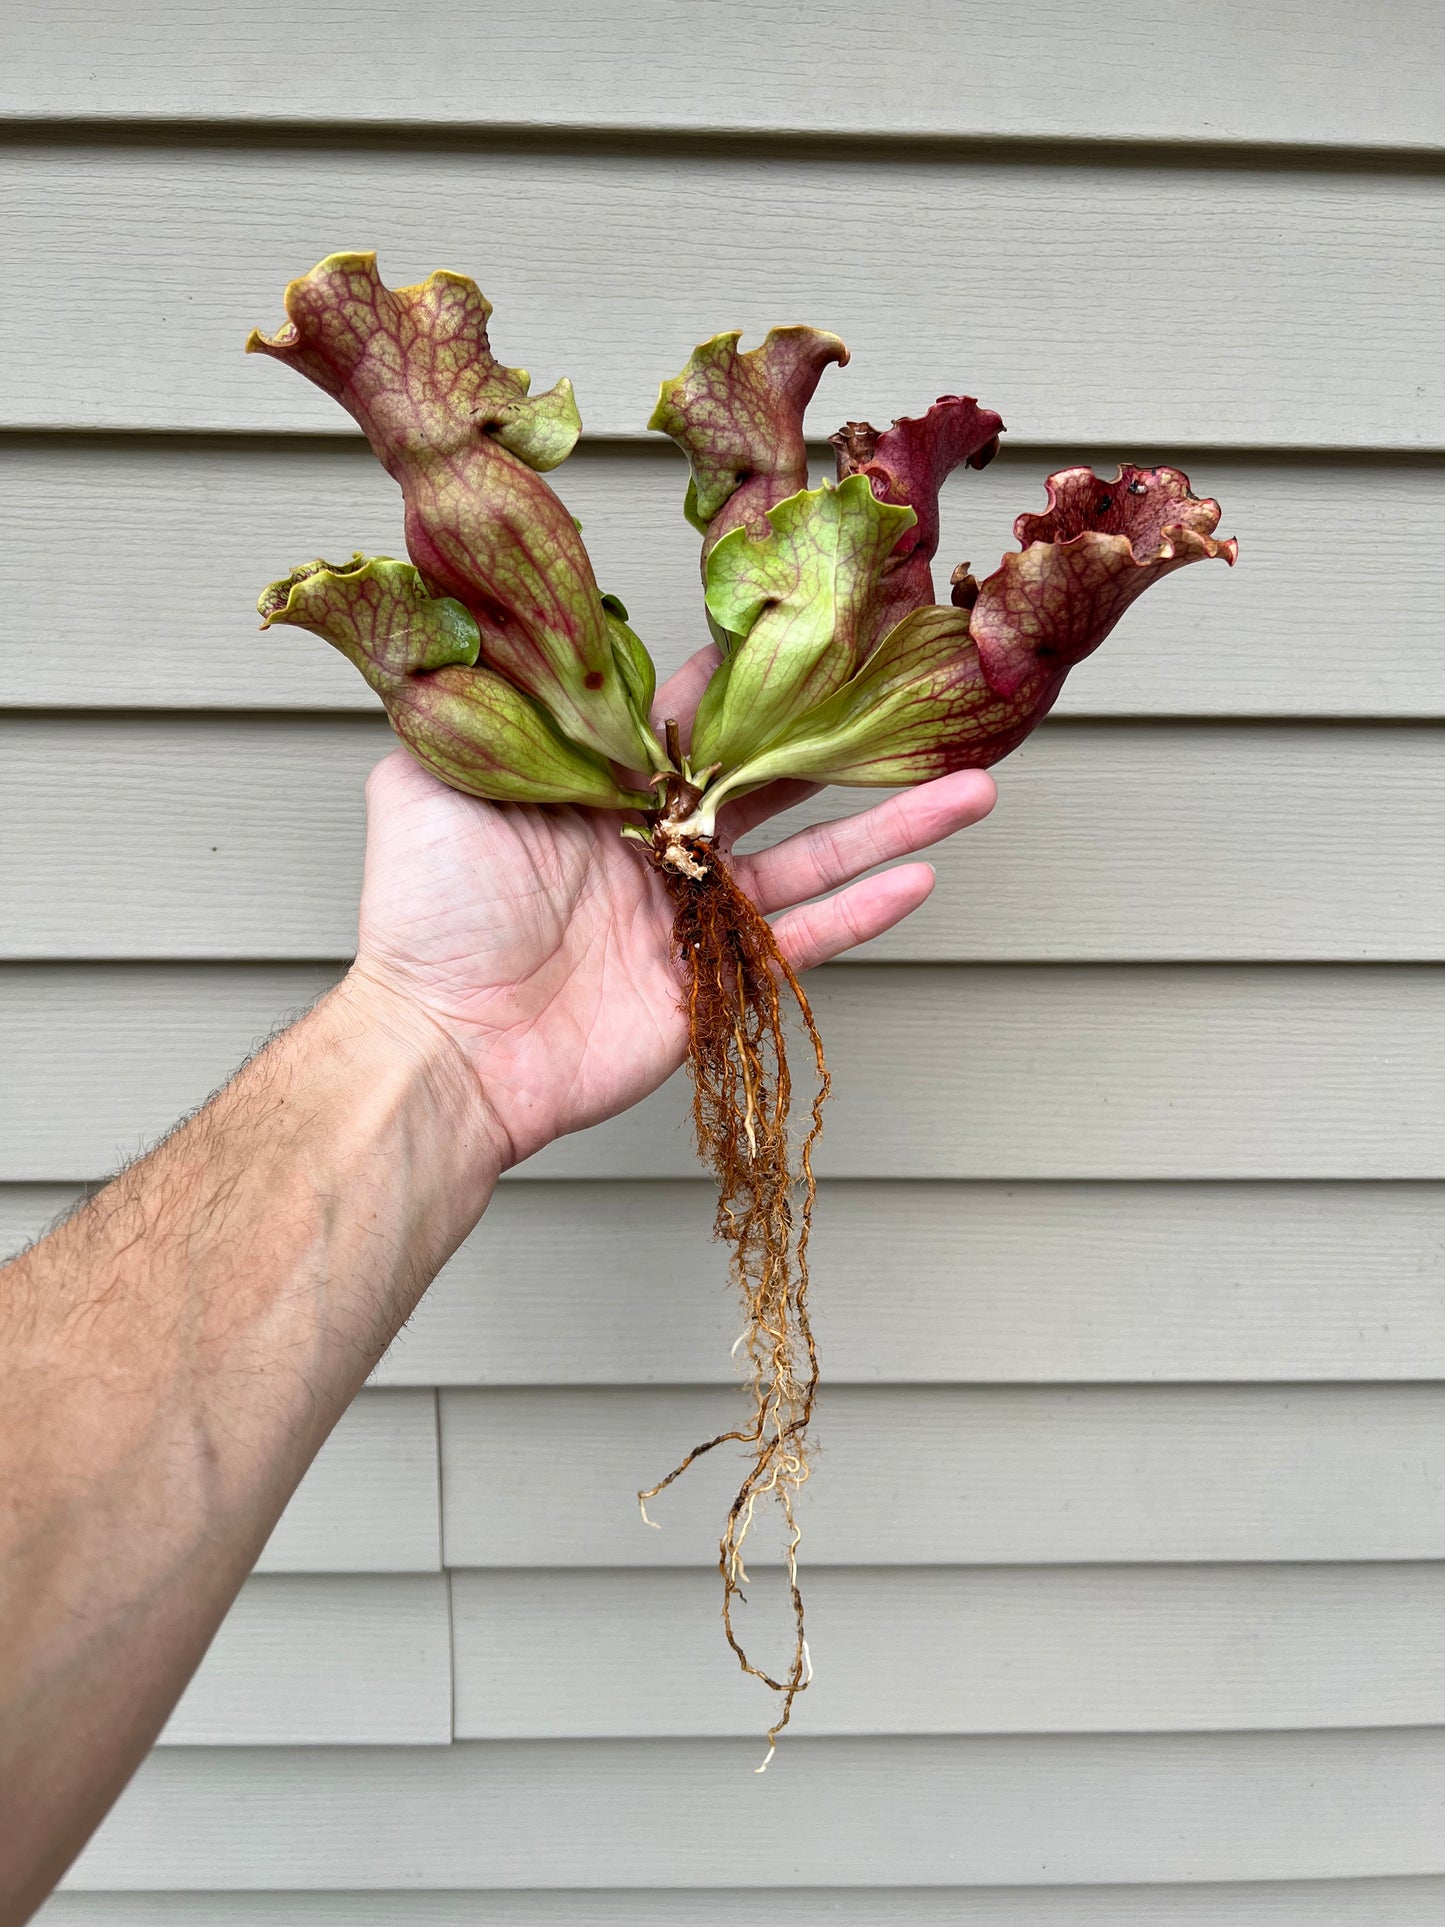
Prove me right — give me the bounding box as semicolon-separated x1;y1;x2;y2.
640;826;830;1765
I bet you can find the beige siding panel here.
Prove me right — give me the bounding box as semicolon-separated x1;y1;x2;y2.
0;717;377;961
61;1732;1445;1887
377;1180;1445;1387
2;441;1436;719
8;1178;1443;1386
503;964;1445;1182
5;149;1443;446
451;1563;1445;1738
0;962;339;1181
6;719;1442;963
747;742;1445;960
257;1389;440;1574
160;1575;451;1745
6;0;1441;148
0;1184;75;1260
35;1882;1445;1926
440;1384;1445;1567
4;963;1443;1182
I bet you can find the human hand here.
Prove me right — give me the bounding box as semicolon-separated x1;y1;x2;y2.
351;648;996;1170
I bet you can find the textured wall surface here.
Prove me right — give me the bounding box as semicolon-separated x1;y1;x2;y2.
3;2;1443;1919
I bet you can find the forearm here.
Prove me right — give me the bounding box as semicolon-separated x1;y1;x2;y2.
0;971;498;1922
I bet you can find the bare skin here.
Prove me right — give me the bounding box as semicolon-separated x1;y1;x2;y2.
0;654;994;1923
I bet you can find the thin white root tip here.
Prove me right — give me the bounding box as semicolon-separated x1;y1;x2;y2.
730;1331;748;1361
637;1495;662;1530
801;1639;814;1686
755;1740;776;1774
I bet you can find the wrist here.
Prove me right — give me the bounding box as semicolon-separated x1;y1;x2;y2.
324;966;510;1223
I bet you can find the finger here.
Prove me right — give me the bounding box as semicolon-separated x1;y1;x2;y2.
737;768;996;915
714;778;820;848
651;644;721;739
772;863;937;972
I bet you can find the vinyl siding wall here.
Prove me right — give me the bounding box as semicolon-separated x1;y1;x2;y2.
2;2;1443;1919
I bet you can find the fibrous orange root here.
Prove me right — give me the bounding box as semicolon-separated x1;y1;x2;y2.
639;831;829;1767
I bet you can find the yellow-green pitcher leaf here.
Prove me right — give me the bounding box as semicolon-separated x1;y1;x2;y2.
260;553;648;809
690;476;915;771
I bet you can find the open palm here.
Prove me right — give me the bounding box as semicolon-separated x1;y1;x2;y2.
353;651;995;1168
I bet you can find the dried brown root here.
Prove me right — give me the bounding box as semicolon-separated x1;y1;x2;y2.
639;827;829;1767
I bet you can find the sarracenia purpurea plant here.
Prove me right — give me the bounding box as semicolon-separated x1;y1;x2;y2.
250;252;1236;1764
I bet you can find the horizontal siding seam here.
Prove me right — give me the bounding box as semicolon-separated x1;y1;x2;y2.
5;121;1445;171
140;1722;1445;1747
7;428;1445;462
8;422;1445;456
